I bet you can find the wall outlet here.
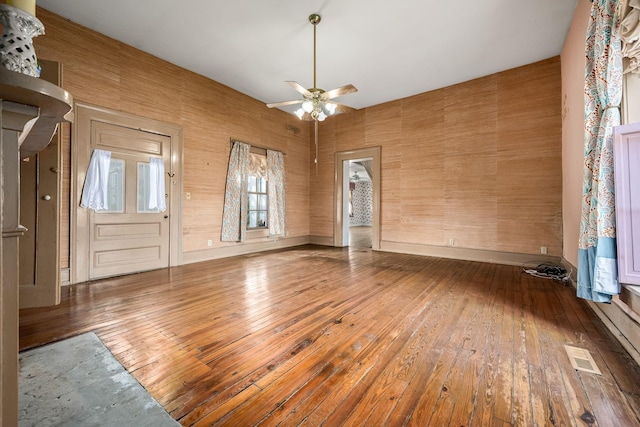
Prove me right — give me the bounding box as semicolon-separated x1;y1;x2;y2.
449;238;455;247
540;246;548;255
185;192;191;200
207;240;212;247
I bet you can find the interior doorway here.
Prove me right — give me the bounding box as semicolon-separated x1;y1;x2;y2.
347;160;373;249
334;147;381;250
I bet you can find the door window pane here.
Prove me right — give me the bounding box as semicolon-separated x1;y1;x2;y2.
137;162;159;212
102;159;124;213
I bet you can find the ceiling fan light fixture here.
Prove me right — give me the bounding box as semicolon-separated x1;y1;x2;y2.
322;102;337;115
302;99;314;113
265;13;358;166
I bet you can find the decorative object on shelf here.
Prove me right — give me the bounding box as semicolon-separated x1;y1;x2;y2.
0;4;43;77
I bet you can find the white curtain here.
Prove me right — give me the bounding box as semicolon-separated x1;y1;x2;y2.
80;149;111;211
221;141;250;242
619;0;640;74
267;150;286;238
247;152;267;178
148;157;166;212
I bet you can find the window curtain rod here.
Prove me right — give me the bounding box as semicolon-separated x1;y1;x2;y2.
230;139;286;156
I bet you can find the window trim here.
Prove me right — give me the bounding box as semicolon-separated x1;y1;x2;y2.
246;147;269;239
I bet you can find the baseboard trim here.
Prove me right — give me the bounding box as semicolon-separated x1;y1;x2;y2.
308;235;333;246
380;240;561;266
182;236;310;265
60;268;70;286
562;258;640;367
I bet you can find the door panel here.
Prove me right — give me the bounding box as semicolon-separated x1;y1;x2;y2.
19;59;62;308
88;122;170;280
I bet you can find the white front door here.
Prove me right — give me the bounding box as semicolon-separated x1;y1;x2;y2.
88;122;170;279
73;104;182;284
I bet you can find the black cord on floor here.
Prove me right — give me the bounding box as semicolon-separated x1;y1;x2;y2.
522;261;572;283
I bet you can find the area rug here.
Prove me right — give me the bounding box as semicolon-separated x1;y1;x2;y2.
19;332;179;427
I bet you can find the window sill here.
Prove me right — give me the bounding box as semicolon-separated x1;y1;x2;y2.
246;229;269;239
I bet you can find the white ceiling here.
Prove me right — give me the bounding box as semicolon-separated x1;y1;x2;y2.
36;0;578;112
350;161;371;183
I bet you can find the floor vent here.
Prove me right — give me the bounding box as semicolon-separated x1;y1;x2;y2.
564;344;602;375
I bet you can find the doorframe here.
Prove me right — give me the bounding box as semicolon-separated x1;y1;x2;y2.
334;146;381;250
71;103;183;284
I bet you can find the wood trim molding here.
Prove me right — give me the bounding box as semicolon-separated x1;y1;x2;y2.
182;236;309;265
381;240;561;266
334;146;381;250
309;235;333;246
59;268;70;286
562;257;640;367
586;299;640;367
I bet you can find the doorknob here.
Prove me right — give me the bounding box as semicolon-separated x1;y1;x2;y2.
43;195;51;201
164;215;169;219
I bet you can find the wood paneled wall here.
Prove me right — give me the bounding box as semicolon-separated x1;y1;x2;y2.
33;8;311;269
33;7;560;270
312;57;562;256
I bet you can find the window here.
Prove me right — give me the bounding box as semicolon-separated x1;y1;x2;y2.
102;159;124;213
247;175;268;229
221;141;285;242
137;162;160;213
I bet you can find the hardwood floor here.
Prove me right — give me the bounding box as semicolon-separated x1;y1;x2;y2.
349;226;372;249
19;246;640;426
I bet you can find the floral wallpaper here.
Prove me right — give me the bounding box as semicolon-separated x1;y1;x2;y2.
350;181;373;226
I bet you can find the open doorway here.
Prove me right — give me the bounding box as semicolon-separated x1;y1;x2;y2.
347;160;373;249
334;147;381;250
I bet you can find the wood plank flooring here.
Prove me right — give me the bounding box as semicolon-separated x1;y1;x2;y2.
349;226;372;249
19;246;640;426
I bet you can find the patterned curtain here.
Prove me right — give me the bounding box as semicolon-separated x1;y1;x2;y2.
221;141;250;242
578;0;623;303
267;150;286;238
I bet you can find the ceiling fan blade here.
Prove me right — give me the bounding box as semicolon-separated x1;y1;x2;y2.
286;81;313;97
266;99;303;108
321;84;358;100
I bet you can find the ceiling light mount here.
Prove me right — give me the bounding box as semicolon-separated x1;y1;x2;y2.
309;13;321;26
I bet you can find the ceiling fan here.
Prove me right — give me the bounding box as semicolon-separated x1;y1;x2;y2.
266;14;358;164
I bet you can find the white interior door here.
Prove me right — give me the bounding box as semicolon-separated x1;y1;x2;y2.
87;122;170;280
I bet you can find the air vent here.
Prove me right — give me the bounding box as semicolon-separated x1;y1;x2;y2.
564;344;602;375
